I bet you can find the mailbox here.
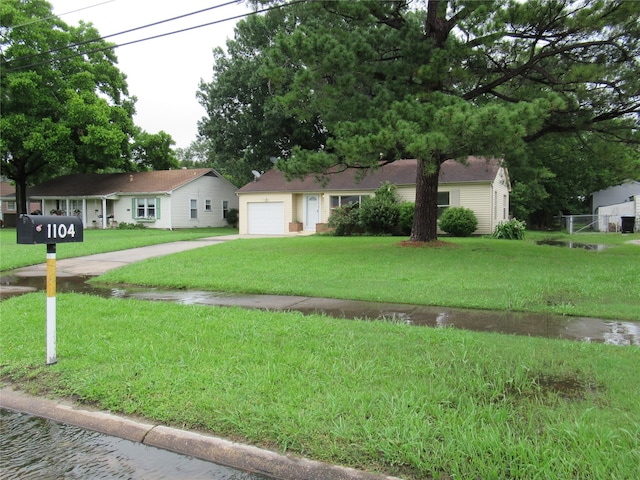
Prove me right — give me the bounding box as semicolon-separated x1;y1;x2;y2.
17;215;84;244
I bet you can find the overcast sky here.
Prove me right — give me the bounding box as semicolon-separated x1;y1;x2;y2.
49;0;252;149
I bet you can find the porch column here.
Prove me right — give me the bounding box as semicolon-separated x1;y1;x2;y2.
102;197;107;229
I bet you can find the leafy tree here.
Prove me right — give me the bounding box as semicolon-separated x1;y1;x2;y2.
0;0;137;213
197;12;327;187
176;138;211;169
131;130;179;171
509;132;640;227
232;0;640;242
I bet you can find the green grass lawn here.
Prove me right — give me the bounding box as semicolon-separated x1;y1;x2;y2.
0;227;237;272
1;294;638;479
94;231;640;320
2;230;639;479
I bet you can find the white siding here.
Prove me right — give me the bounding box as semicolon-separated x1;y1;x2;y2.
170;174;238;229
592;181;640;214
456;184;492;235
491;167;511;231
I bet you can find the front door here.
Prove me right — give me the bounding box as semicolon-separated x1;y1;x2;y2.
304;195;320;231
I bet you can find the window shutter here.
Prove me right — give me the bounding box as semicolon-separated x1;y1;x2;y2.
451;190;460;207
131;198;136;219
156;198;161;219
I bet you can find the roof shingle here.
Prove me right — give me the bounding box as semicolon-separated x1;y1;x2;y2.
27;169;218;197
237;156;502;193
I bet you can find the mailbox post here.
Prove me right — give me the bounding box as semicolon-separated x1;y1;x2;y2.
17;215;84;365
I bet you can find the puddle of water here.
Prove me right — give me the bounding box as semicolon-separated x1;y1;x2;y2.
536;240;609;251
1;274;638;346
0;408;267;480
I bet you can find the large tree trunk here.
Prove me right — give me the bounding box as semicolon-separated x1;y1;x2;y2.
16;179;29;215
13;161;30;215
410;158;442;242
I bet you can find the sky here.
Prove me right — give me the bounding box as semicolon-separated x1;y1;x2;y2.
49;0;252;149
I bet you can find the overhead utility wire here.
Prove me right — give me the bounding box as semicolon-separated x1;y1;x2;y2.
4;0;307;73
10;0;115;29
8;0;243;66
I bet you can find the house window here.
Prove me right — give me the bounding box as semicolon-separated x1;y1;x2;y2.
136;198;156;219
222;200;229;219
205;199;212;212
6;201;16;212
70;200;82;217
190;199;198;219
330;195;367;210
437;192;450;218
503;194;507;220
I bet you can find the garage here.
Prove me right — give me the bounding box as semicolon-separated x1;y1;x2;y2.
247;202;285;234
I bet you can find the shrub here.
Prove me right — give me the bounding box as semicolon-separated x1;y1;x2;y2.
359;182;400;235
492;218;526;240
226;208;239;228
397;202;414;235
438;207;478;237
117;222;146;230
327;203;361;236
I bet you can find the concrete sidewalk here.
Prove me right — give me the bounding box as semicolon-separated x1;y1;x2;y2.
12;235;241;277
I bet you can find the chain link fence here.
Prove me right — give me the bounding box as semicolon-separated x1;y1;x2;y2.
556;214;639;234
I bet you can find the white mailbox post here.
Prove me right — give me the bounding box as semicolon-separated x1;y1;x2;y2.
17;215;84;365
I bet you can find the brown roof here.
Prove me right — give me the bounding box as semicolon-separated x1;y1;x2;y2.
238;156;503;193
27;169;222;197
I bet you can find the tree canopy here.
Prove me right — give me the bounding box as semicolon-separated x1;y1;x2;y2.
197;10;327;187
131;130;180;171
200;0;639;240
1;0;139;213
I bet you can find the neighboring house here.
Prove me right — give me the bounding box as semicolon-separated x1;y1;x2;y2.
0;181;40;227
591;181;640;232
0;181;17;227
236;156;510;235
26;169;238;229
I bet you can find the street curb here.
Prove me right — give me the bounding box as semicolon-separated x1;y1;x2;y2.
0;387;403;480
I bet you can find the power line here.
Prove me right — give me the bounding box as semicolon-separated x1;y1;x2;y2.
4;0;306;74
10;0;115;29
5;0;244;67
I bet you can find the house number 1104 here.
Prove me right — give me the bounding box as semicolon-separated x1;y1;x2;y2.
46;223;77;239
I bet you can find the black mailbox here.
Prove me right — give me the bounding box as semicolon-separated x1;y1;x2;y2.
17;215;84;244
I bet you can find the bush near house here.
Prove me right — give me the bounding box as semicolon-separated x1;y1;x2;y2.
492;218;527;240
226;208;239;228
359;182;400;234
329;182;401;236
397;202;415;236
327;203;362;236
438;207;478;237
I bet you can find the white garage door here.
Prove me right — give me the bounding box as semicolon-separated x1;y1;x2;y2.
248;202;285;235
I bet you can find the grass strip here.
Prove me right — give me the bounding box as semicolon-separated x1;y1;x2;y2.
0;227;237;272
94;232;640;320
1;293;638;479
